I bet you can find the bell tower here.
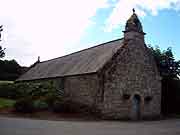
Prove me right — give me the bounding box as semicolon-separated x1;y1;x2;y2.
123;9;145;41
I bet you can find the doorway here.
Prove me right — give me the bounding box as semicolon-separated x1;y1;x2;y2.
132;94;141;120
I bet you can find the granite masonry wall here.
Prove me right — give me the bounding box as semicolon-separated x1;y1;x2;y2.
100;31;161;120
51;32;161;120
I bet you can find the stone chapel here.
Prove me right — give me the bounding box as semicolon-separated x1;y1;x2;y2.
17;10;161;120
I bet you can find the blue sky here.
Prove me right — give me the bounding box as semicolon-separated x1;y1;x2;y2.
0;0;180;66
80;7;180;60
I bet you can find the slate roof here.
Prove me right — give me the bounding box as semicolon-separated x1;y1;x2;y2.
17;38;124;81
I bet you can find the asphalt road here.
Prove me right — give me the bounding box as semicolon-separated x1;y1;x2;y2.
0;116;180;135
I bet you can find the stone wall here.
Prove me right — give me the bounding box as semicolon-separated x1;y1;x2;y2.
51;32;161;120
101;32;161;119
62;74;100;107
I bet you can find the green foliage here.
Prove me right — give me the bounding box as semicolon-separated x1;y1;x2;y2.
14;97;35;113
0;83;17;99
52;99;78;113
12;81;62;113
0;98;15;108
29;81;58;99
149;45;180;79
162;79;180;114
52;98;95;114
19;81;58;99
0;25;5;58
0;46;5;58
33;99;49;111
0;80;96;114
0;59;27;81
0;83;30;99
149;45;180;114
0;80;59;100
44;91;60;106
0;25;27;81
52;99;65;112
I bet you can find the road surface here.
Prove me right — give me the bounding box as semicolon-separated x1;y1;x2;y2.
0;116;180;135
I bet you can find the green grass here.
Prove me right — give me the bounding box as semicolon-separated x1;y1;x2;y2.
0;98;16;108
0;81;14;84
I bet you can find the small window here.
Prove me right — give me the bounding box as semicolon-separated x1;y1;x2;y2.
144;96;153;103
123;94;130;100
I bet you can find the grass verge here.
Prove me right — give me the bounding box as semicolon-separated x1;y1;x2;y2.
0;81;14;84
0;98;16;109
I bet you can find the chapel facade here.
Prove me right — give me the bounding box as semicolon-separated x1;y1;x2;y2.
17;10;161;120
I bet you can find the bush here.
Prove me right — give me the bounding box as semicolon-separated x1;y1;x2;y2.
0;81;58;100
51;98;95;114
14;97;35;113
0;83;15;99
52;99;65;112
52;99;81;113
162;79;180;114
44;93;56;106
33;99;49;111
0;83;31;99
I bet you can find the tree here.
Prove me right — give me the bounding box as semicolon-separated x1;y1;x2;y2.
149;45;180;79
0;59;21;80
0;25;5;58
0;46;5;58
149;45;180;114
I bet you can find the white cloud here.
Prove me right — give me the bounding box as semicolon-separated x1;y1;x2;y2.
1;0;180;66
0;0;110;66
105;0;180;32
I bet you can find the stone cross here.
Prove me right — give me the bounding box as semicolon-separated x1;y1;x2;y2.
133;8;135;14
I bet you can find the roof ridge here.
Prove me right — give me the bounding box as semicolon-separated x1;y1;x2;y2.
39;38;123;64
17;38;124;81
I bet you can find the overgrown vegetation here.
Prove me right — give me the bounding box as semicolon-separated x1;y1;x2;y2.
149;45;180;115
0;46;5;58
149;46;180;79
0;25;27;81
0;59;27;81
0;25;5;59
0;80;96;114
0;32;27;80
13;81;58;113
1;41;180;115
14;97;34;113
0;83;28;99
0;81;57;112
